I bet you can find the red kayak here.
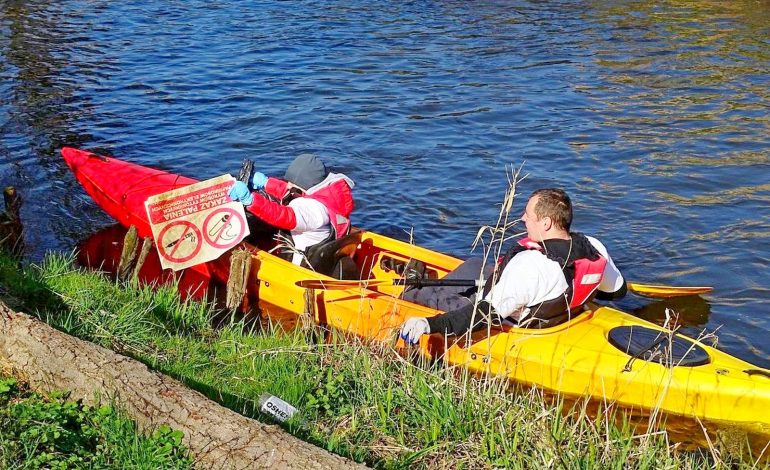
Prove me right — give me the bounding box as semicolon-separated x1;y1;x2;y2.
62;147;232;293
62;147;196;239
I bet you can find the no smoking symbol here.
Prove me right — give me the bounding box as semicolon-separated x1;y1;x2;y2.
203;208;246;250
157;220;203;263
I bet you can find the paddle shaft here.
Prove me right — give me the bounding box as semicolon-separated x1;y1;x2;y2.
395;278;482;288
402;280;711;297
296;278;483;290
297;278;711;298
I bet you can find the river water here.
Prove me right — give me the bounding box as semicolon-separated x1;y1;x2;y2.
2;1;769;373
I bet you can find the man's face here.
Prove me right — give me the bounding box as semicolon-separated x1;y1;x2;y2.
521;195;546;241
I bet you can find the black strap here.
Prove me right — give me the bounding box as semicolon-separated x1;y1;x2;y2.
397;278;479;288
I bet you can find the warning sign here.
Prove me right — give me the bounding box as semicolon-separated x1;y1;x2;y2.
145;174;250;271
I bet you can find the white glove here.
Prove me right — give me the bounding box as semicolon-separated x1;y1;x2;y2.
400;317;430;345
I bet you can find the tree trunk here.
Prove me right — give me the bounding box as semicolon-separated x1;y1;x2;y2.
0;300;365;470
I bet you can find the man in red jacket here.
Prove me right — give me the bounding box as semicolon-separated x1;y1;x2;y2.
228;154;355;266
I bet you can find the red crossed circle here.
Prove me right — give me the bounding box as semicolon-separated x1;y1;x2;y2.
157;220;203;263
202;207;246;250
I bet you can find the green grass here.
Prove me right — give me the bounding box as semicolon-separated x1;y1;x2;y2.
1;251;766;468
0;376;192;469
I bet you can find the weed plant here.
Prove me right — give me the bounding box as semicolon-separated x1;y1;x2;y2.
0;376;191;469
0;251;765;469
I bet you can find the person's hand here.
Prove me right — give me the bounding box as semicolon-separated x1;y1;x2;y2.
251;172;268;190
228;181;254;206
400;317;429;345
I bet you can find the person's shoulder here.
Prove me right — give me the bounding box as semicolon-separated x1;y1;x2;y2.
503;250;562;285
583;235;610;256
329;172;355;189
510;249;556;268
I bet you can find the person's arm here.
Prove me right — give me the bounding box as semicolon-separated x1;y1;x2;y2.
245;192;297;230
484;251;565;320
586;236;627;300
264;177;290;200
248;171;290;201
426;300;499;337
400;300;500;344
595;282;626;301
236;174;331;232
239;191;329;233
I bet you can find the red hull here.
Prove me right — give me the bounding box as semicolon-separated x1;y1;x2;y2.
62;147;197;239
62;147;226;289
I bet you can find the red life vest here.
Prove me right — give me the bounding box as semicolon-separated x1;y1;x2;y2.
569;252;607;309
261;175;354;239
304;178;353;239
496;235;607;311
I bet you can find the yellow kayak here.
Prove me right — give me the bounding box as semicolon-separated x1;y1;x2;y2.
256;230;770;437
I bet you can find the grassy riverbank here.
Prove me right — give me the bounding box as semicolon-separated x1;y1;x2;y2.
0;251;763;469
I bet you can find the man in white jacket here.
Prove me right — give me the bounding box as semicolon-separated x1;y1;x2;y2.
400;188;625;343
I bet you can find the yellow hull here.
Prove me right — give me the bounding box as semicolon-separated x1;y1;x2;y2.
252;230;770;436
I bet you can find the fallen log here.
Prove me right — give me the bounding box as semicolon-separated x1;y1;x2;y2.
0;300;365;470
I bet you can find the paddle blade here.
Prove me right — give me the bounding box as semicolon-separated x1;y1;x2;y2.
627;282;713;298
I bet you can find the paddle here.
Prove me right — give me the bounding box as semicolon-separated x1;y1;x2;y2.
296;278;712;298
238;159;254;184
625;282;712;298
297;278;485;290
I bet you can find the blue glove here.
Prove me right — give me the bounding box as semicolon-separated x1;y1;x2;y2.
228;181;254;206
400;317;430;345
251;172;268;190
